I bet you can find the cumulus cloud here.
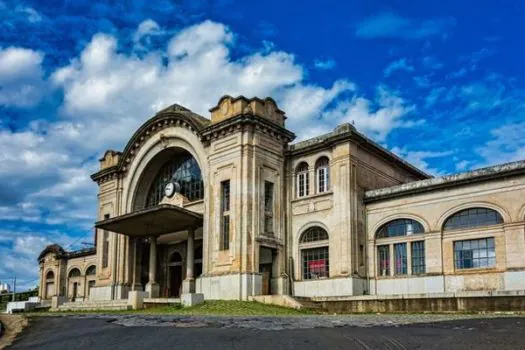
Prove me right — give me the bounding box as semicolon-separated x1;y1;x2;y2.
314;59;336;70
133;19;162;43
356;12;456;40
391;147;454;175
322;86;421;141
0;47;46;107
478;122;525;165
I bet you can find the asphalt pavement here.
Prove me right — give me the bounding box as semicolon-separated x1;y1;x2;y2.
9;315;525;349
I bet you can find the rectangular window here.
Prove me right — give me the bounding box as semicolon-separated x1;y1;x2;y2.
302;246;329;280
394;243;407;275
454;237;495;270
220;180;231;250
298;172;308;197
411;241;426;274
377;245;390;276
318;167;329;193
102;214;110;268
264;181;274;234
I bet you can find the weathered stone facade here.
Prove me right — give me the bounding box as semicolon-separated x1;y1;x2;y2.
38;96;525;303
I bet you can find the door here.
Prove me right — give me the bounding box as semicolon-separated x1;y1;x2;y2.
72;282;78;301
169;265;183;297
260;263;272;295
46;282;55;299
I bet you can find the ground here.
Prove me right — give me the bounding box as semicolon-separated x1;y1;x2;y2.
8;314;525;349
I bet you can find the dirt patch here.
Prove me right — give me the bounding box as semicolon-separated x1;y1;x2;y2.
0;315;28;349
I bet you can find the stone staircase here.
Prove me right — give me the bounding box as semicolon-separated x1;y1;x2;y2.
292;297;325;313
57;299;132;312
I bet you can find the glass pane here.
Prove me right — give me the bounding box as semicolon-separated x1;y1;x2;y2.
444;208;503;230
377;219;425;238
454;238;496;270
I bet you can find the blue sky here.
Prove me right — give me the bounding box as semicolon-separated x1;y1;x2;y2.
1;0;524;290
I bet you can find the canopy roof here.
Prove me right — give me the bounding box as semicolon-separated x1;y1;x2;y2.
95;204;203;237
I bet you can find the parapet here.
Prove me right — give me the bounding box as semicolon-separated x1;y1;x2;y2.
209;95;286;127
99;150;121;170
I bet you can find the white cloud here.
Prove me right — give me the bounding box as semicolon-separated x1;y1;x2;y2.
314;59;336;70
322;86;420;141
0;47;45;107
356;12;456;40
133;19;162;43
478;122;525;165
391;147;454;175
384;58;414;77
15;5;42;23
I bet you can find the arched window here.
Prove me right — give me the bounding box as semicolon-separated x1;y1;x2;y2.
315;157;330;193
45;271;55;299
146;154;204;207
443;207;503;231
376;219;425;238
375;219;426;277
169;251;183;264
86;266;96;275
296;162;309;198
68;268;81;278
46;271;54;280
299;227;329;280
444;208;503;271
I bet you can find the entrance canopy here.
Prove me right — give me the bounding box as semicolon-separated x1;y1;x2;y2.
95;204;203;237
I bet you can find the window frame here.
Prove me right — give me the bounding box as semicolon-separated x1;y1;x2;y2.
315;157;330;194
298;227;330;280
443;208;504;232
453;237;496;270
295;163;309;198
220;180;231;251
263;181;274;235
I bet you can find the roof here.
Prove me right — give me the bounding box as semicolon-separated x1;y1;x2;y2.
38;244;96;262
95;204;203;237
288;123;429;180
365;159;525;203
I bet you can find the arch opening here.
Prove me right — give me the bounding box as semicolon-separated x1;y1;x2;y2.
299;227;329;280
443;207;503;231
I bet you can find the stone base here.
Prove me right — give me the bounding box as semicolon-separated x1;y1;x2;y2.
197;273;263;300
181;293;204;307
51;296;67;309
145;282;160;298
128;291;149;310
182;279;195;294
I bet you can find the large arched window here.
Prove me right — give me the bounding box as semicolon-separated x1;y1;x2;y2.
299;227;329;280
68;268;81;278
296;162;309;198
86;265;96;276
443;208;503;231
315;157;330;193
146;154;204;207
376;219;425;238
444;208;503;271
375;219;426;277
45;271;55;299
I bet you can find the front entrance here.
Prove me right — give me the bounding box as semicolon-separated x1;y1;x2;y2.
259;247;276;295
168;252;183;297
72;282;78;301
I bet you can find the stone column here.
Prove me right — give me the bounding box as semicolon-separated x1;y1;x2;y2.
182;228;195;294
145;235;159;297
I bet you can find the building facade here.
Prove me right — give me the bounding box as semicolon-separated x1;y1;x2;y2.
38;96;525;302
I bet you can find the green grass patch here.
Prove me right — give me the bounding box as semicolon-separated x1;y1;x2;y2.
27;300;312;317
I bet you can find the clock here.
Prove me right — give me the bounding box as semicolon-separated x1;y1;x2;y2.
164;182;175;198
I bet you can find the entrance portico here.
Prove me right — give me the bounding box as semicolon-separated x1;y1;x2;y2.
95;204;203;299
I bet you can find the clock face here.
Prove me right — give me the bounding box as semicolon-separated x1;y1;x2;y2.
164;182;175;197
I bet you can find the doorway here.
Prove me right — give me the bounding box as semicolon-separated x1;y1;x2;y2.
168;252;183;297
259;247;276;295
72;282;78;301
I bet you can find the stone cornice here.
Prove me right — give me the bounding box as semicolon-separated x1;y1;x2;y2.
200;113;296;145
287;123;428;180
365;160;525;203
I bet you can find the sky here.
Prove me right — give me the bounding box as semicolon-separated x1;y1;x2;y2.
1;0;525;290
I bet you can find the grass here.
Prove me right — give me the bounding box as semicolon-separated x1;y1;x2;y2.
27;300;312;317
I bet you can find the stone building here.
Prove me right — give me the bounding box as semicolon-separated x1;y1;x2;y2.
38;96;525;304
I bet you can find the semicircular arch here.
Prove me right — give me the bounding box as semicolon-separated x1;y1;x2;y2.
371;213;431;238
437;201;510;231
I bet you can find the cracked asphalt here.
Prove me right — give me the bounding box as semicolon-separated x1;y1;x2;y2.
9;315;525;349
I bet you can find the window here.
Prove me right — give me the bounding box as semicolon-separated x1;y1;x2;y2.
394;243;407;275
220;180;231;250
300;227;329;243
68;268;81;278
411;241;425;274
315;157;330;193
102;214;110;268
302;247;329;279
444;208;503;231
454;238;495;270
264;181;274;234
299;227;329;280
86;266;96;275
146;154;204;207
377;245;390;276
296;162;309;198
377;219;425;238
